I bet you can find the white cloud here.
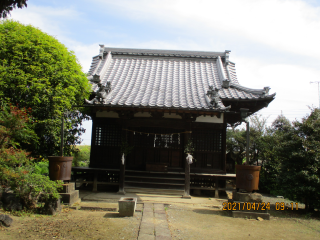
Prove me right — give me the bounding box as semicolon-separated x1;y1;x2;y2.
9;5;99;72
7;0;320;134
62;41;100;72
233;56;320;123
10;5;80;37
97;0;320;59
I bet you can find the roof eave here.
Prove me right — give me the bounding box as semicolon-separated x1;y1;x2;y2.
79;104;231;114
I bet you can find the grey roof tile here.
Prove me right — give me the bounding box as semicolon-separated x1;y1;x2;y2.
87;47;275;110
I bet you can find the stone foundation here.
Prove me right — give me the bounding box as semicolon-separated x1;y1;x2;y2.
59;183;80;206
224;192;270;220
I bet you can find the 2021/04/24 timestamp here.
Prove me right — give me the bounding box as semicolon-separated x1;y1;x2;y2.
222;202;299;211
222;202;271;211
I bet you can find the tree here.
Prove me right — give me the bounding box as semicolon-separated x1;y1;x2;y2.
226;114;270;166
276;108;320;210
0;0;27;18
72;145;90;167
226;114;282;192
226;127;246;166
248;114;269;165
228;111;320;210
258;115;292;193
0;20;91;157
0;104;37;150
0;104;62;210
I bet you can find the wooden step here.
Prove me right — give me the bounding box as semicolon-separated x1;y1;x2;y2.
126;170;184;179
125;187;184;196
127;175;184;180
126;176;184;184
125;181;185;190
125;169;185;191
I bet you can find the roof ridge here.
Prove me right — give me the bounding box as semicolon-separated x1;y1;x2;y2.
98;45;229;58
229;83;274;97
85;45;275;110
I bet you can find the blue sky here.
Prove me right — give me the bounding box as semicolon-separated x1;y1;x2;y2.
8;0;320;145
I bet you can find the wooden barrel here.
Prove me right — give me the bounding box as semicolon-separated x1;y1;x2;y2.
48;156;73;181
236;165;261;192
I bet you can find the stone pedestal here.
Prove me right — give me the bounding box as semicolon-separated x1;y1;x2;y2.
118;197;137;217
233;192;262;202
224;192;270;220
59;183;80;206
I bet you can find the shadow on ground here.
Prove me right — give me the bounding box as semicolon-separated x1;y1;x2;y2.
104;212;120;218
192;208;229;217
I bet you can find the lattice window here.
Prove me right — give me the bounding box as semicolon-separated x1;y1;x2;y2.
95;124;122;146
97;171;119;183
129;127;183;149
190;176;215;188
193;128;222;152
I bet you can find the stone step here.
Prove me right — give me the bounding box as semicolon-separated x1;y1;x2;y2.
59;183;75;193
138;203;172;239
60;190;80;206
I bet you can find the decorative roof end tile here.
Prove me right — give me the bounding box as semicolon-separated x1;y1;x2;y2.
225;50;231;62
262;87;270;96
90;74;100;83
99;44;105;59
85;81;112;104
222;79;230;88
206;86;220;108
206;86;231;110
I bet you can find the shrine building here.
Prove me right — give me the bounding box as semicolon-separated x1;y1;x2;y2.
73;46;275;197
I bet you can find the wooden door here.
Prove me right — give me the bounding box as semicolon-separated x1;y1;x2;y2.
126;127;184;170
191;127;223;173
90;118;122;168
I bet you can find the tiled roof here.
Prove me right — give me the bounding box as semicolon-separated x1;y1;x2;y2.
86;46;275;111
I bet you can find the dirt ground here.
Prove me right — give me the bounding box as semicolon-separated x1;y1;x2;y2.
0;197;319;240
167;203;320;240
0;207;142;240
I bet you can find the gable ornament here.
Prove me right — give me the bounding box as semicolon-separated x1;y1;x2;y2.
87;74;101;83
206;86;221;108
206;86;231;110
85;81;111;104
222;79;230;88
262;87;270;96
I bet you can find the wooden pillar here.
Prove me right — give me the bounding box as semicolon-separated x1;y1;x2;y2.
117;163;126;195
182;120;191;199
222;122;227;173
118;118;127;195
182;158;191;199
246;121;250;165
214;177;219;198
92;171;98;192
89;116;97;168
